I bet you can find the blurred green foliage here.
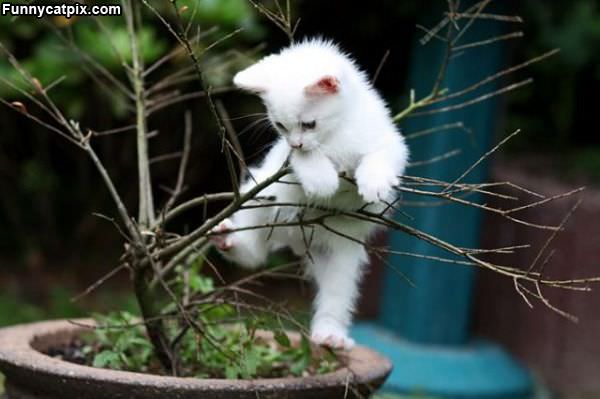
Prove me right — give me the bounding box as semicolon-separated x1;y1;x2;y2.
535;1;600;69
507;0;600;183
0;0;268;261
0;0;263;115
0;288;81;326
0;287;138;327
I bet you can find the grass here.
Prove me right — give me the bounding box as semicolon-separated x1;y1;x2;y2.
0;288;138;328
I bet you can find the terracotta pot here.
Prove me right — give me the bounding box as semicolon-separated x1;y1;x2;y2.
0;319;392;399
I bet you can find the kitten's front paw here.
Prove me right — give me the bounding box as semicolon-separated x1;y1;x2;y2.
291;152;339;199
302;174;339;198
209;218;235;251
356;173;399;203
310;320;355;350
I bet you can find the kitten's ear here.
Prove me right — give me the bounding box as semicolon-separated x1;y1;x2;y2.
304;75;340;96
233;64;268;94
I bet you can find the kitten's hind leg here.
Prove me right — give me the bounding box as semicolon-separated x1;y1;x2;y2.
210;210;270;269
307;244;367;350
210;218;235;251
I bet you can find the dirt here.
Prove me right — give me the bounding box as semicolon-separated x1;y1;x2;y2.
45;340;89;366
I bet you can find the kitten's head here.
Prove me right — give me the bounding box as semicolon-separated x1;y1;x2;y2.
233;40;348;152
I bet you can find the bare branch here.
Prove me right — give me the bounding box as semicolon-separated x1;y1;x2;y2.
162;111;193;216
453;31;523;52
443;129;521;193
124;0;155;227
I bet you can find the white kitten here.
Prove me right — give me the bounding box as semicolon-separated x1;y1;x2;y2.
211;38;408;349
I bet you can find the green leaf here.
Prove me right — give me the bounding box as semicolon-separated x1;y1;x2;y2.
274;330;291;348
241;348;260;378
225;365;239;380
300;335;312;357
93;350;122;369
190;274;214;294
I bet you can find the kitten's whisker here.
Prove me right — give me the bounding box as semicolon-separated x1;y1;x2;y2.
246;140;278;161
248;120;275;145
225;112;268;121
238;117;270;137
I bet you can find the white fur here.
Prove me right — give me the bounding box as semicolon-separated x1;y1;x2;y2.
214;38;409;349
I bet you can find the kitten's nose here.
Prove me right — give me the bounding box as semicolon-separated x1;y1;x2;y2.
291;142;303;149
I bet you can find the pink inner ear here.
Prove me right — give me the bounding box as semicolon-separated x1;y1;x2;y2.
305;76;340;96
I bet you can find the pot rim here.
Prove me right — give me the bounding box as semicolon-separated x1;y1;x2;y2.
0;319;392;392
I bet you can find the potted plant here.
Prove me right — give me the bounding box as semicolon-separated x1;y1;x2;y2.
0;1;597;399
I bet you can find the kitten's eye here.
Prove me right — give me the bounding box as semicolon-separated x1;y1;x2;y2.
274;122;288;132
301;120;317;130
